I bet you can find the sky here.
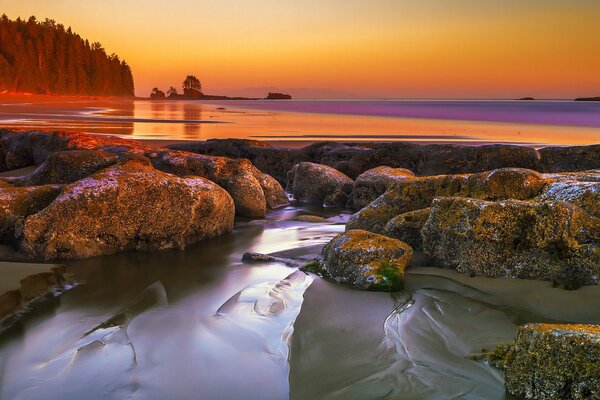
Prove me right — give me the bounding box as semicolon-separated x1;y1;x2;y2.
2;0;600;98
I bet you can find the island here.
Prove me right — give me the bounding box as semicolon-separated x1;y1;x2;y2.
149;76;292;100
575;96;600;101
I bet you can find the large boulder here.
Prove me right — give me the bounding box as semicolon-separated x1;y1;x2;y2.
11;150;118;186
0;185;63;244
286;162;354;207
383;208;430;250
20;160;235;260
348;168;547;233
350;166;415;209
314;229;413;291
421;197;600;286
148;149;287;217
501;323;600;400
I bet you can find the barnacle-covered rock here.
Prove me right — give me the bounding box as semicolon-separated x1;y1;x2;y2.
421;197;600;286
11;150;118;186
383;208;431;250
286;162;354;207
0;185;62;244
20;160;235;260
148;149;287;217
350;166;415;209
501;323;600;400
316;229;413;291
348;168;547;233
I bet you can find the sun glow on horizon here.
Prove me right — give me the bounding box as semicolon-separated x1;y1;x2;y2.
2;0;600;98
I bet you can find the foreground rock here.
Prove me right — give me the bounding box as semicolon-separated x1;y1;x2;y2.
0;185;63;244
350;166;415;209
348;168;547;233
499;323;600;399
286;162;353;207
149;149;288;217
21;160;235;260
312;230;413;291
422;197;600;286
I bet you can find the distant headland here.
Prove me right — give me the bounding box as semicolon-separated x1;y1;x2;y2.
150;75;292;100
575;96;600;102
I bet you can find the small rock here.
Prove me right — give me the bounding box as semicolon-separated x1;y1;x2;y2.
350;166;415;209
383;208;431;250
319;229;413;291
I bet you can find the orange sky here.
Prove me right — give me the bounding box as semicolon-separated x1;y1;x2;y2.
3;0;600;98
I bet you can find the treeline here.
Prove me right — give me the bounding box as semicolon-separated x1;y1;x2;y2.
0;15;134;96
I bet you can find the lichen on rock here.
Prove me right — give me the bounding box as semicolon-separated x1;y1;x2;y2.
318;229;413;291
501;323;600;400
421;197;600;286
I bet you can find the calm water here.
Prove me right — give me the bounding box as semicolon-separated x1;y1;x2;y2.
1;96;600;145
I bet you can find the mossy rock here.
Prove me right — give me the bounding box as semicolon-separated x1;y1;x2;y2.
350;166;415;209
319;229;413;291
383;208;431;250
503;323;600;399
421;197;600;286
347;168;547;234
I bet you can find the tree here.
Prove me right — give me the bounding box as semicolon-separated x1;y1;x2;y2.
182;75;201;92
0;15;134;96
167;86;178;97
150;87;165;99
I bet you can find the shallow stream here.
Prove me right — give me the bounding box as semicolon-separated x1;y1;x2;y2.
1;205;599;399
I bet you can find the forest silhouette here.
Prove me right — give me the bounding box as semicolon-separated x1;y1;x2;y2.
0;15;134;96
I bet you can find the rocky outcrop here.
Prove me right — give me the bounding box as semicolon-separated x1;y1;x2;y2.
20;160;235;260
148;149;287;217
286;162;353;207
0;185;63;244
11;150;118;186
500;323;600;400
541;178;600;219
383;208;430;250
0;130;287;218
313;230;413;291
348;168;547;233
421;197;600;286
350;166;415;209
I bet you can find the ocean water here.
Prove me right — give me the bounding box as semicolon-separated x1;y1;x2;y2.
1;96;600;146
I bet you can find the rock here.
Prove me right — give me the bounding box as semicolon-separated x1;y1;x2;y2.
383;208;431;250
294;215;330;223
542;181;600;218
0;185;63;244
348;168;547;234
20;160;235;260
539;145;600;172
421;197;600;286
502;323;600;399
316;229;413;291
350;166;415;209
11;150;118;186
0;130;151;171
148;149;287;217
286;162;353;207
167;139;302;186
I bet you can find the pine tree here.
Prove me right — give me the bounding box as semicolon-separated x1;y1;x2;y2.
0;15;134;96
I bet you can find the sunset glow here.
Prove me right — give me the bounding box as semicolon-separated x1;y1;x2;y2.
3;0;599;98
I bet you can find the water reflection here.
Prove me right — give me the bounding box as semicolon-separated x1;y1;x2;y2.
2;95;600;145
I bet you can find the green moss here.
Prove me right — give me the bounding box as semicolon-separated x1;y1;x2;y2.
368;259;403;291
302;260;322;274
